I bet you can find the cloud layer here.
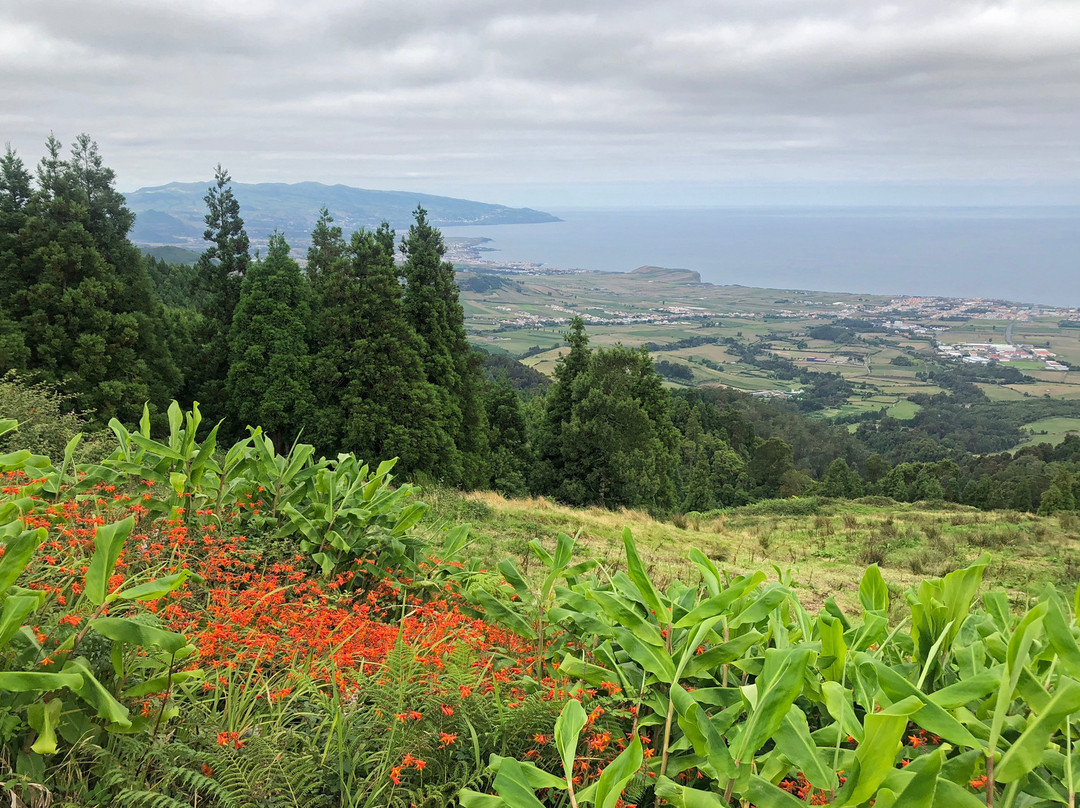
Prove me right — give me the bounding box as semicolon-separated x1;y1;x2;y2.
3;0;1079;204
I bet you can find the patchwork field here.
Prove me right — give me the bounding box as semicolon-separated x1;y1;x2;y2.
458;263;1080;412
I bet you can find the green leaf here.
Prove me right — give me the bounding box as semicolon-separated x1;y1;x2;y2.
858;655;984;749
773;705;836;790
0;419;16;440
654;776;732;807
821;680;863;743
840;697;921;808
673;571;766;628
613;627;676;682
555;699;587;786
28;698;62;755
997;677;1080;782
743;775;818;808
85;517;135;605
593;735;643;808
472;590;537;640
818;613;847;683
111;571;200;602
0;671;83;692
62;659;130;727
90;617;189;655
888;747;942;808
486;754;567;790
734;647;814;764
623;527;670;625
491;757;547;808
590;590;665;646
0;592;45;647
121;669;203;699
728;584;789;629
0;528;45;593
670;683;736;781
458;790;507;808
859;564;890;614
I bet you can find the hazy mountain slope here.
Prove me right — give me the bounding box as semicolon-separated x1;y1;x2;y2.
126;181;559;249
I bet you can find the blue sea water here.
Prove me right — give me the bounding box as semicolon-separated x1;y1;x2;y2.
444;207;1080;308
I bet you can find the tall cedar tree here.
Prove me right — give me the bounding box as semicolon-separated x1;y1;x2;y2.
561;345;680;510
226;232;312;449
485;374;533;496
399;206;489;487
189;166;250;419
533;316;591;495
0;136;177;422
312;222;446;475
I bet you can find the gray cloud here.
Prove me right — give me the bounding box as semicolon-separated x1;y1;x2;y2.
2;0;1078;205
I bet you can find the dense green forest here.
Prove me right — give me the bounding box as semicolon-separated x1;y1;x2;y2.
2;135;1079;518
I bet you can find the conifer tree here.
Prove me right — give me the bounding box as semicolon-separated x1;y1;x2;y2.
399;206;489;486
227;232;312;449
485;374;532;496
312;223;445;475
189;166;250;417
564;345;679;509
533;316;591;494
0;135;177;422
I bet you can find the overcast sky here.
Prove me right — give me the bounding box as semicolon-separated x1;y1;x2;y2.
3;0;1079;207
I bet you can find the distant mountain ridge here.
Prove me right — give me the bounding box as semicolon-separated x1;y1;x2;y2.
125;180;560;251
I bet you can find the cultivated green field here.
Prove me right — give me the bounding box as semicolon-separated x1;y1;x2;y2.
458;264;1080;411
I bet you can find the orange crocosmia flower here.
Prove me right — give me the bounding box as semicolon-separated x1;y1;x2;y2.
439;732;458;746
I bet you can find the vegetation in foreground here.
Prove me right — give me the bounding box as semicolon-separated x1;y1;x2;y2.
3;406;1080;807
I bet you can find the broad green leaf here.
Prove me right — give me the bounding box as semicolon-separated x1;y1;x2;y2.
623;527;670;625
558;655;618;687
458;790;506;808
673;571;766;628
743;775;818;808
497;559;531;601
472;590;537;639
927;668;1001;709
728;584;789;629
390;502;428;536
670;683;736;781
63;659;130;727
555;699;587;786
169;472;187;497
0;592;45;647
91;617;189;655
485;755;567;790
28;698;62;755
590;590;664;646
688;548;723;597
613;627;676;682
654;776;732;807
858;656;984;749
490;758;547;808
840;697;921;808
773;705;836;790
822;680;864;743
997;677;1080;782
85;517;135;605
888;747;942;808
121;669;204;699
0;671;83;691
593;735;643;808
1046;598;1080;680
111;571;200;602
0;528;45;593
734;647;814;764
0;419;16;440
859;564;890;614
818;613;847;683
988;601;1047;755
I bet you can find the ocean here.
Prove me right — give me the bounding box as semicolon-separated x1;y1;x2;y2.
444;206;1080;308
